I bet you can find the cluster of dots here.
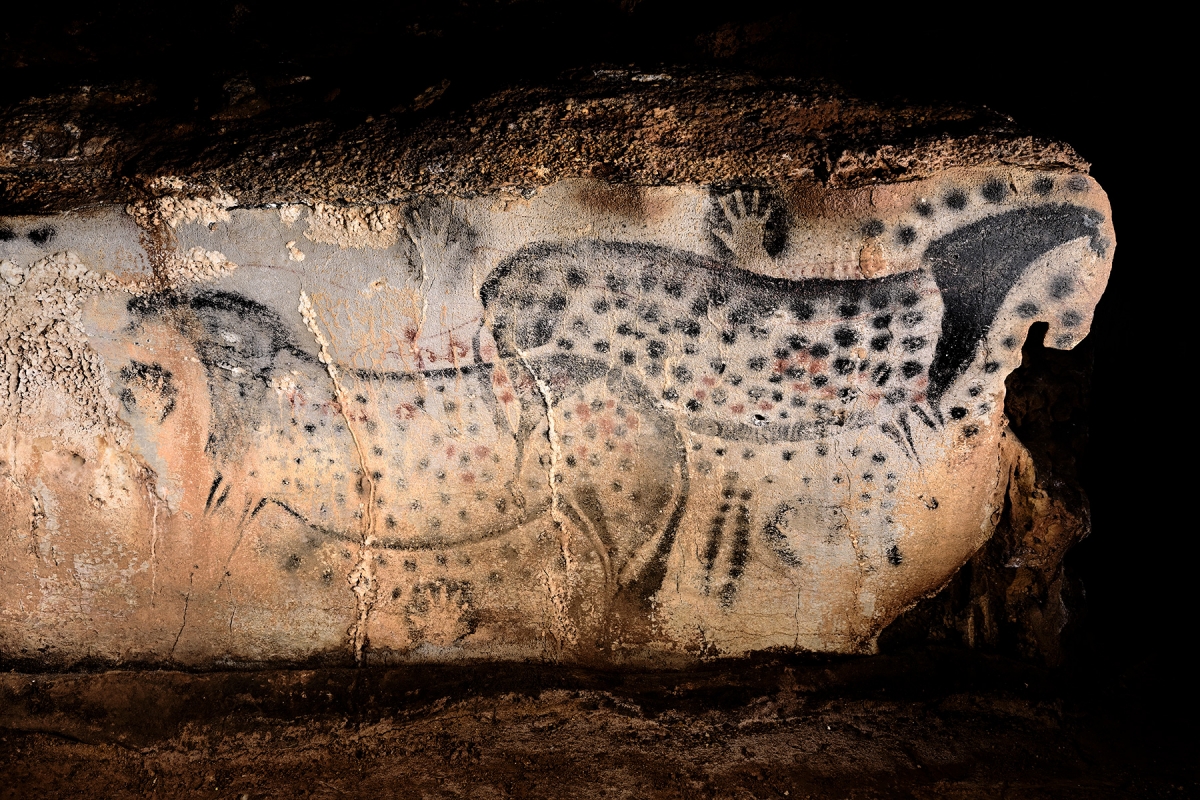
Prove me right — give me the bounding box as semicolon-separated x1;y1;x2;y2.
487;242;943;443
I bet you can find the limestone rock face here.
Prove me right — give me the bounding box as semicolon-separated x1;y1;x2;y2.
0;76;1114;667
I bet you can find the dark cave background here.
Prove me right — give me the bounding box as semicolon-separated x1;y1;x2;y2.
0;1;1177;693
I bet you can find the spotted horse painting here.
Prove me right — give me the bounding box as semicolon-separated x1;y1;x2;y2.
0;169;1113;666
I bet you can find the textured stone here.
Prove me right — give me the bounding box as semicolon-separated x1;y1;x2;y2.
0;76;1114;668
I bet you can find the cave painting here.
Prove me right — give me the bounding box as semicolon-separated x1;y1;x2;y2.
0;171;1113;665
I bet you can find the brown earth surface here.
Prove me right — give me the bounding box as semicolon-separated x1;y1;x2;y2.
1;649;1194;799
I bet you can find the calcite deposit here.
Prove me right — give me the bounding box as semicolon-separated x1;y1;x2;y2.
0;74;1114;667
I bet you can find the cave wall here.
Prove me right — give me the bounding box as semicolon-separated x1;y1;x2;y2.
0;75;1114;665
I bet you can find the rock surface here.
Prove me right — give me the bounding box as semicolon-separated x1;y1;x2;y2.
3;652;1191;800
0;74;1114;668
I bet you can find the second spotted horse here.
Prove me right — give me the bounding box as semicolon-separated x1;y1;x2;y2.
479;201;1107;611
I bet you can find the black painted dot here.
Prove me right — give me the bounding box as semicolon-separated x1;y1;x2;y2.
1016;302;1039;318
870;334;892;351
782;450;794;461
983;362;1001;374
593;341;610;353
1002;336;1018;349
606;274;627;293
525;317;555;347
963;425;979;437
1032;176;1054;195
950;406;968;420
790;299;815;321
872;314;892;330
833;358;854;375
662;387;679;401
810;343;830;358
664;279;684;298
1055;334;1074;348
944;189;967;210
902;336;927;352
620;350;635;365
1061;310;1082;327
833;328;858;347
545;293;568;312
791;395;805;407
887;545;903;566
900;310;923;326
786;334;807;351
557;338;574;350
673;365;693;382
304;424;316;433
871;363;892;386
1066;175;1088;192
675;318;701;337
815;444;828;456
647;340;666;359
27;227;55;245
686;398;702;412
812;375;828;387
981;178;1008;203
915;200;934;217
729;305;754;325
566;269;587;288
862;219;885;237
898;226;917;246
872;452;886;463
901;361;924;379
721;330;737;344
592;299;610;314
0;228;15;241
1049;275;1075;299
899;291;920;307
